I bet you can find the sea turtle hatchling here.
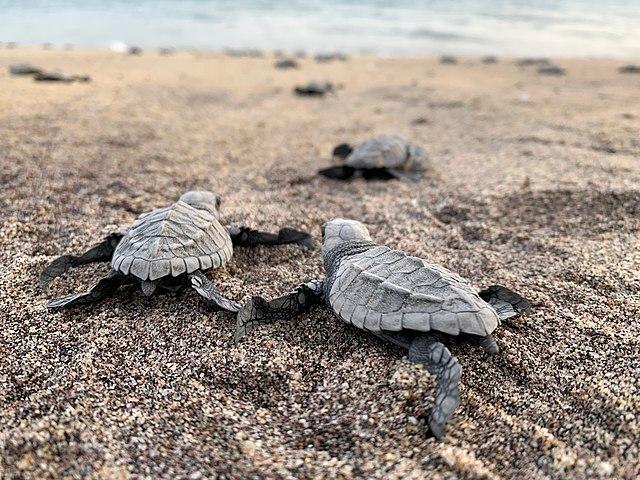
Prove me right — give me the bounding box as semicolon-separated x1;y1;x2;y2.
318;134;428;181
235;218;531;438
41;191;312;311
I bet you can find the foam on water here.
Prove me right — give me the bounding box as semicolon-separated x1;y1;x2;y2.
1;0;639;57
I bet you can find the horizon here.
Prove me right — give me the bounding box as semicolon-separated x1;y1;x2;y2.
2;0;640;58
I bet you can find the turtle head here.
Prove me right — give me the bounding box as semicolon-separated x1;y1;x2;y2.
321;218;371;256
179;190;222;214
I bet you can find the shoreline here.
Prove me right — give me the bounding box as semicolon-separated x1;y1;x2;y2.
3;43;640;61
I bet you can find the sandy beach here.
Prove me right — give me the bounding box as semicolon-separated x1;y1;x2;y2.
1;47;639;479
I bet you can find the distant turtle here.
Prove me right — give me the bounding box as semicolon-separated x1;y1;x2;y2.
294;81;333;97
516;58;550;66
538;65;565;76
319;134;428;181
440;55;457;65
274;58;299;69
314;53;348;63
41;191;312;311
619;64;640;74
9;63;42;76
235;218;531;438
34;70;91;82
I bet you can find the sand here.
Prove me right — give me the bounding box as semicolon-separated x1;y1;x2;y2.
1;47;639;479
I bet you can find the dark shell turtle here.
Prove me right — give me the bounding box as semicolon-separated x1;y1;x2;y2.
294;81;333;96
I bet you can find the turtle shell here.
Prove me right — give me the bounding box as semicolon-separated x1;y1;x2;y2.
327;245;499;336
111;201;233;281
345;134;414;170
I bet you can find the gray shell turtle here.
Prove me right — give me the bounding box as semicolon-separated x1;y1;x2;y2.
235;218;531;439
327;244;500;336
111;198;233;283
319;134;428;181
41;191;312;311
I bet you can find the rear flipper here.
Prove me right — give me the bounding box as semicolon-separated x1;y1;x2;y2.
235;280;324;343
226;225;314;249
318;165;356;180
46;269;127;309
39;233;123;291
387;168;423;182
190;270;241;313
408;334;462;440
458;333;500;355
478;285;531;322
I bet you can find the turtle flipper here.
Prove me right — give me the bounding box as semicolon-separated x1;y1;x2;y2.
478;285;531;322
226;225;314;249
46;269;126;309
387;168;422;182
40;233;124;291
235;280;324;344
408;334;462;440
332;143;354;160
318;165;356;180
361;168;396;181
189;271;241;312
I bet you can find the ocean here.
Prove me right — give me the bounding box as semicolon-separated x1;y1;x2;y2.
2;0;640;57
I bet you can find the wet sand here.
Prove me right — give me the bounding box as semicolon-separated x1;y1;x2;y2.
1;47;639;479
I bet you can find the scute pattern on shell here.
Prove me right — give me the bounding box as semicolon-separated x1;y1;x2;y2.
346;134;411;170
111;201;233;281
328;245;499;336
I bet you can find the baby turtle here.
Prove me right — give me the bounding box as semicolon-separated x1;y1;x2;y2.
9;63;43;76
235;218;531;438
619;64;640;74
319;134;428;181
34;70;91;82
538;65;565;76
294;81;333;97
274;58;299;69
41;191;312;311
314;53;348;63
440;55;458;65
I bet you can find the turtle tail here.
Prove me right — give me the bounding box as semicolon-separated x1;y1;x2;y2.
478;285;531;321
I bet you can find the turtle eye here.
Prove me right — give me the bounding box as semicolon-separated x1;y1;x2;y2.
215;197;222;209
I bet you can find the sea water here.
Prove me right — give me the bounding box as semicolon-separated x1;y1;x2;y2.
1;0;639;57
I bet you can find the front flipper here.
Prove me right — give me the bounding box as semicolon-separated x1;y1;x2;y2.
318;165;356;180
478;284;531;322
332;143;354;160
189;270;241;312
408;334;462;440
226;225;314;249
235;279;324;343
46;269;126;309
40;232;124;291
